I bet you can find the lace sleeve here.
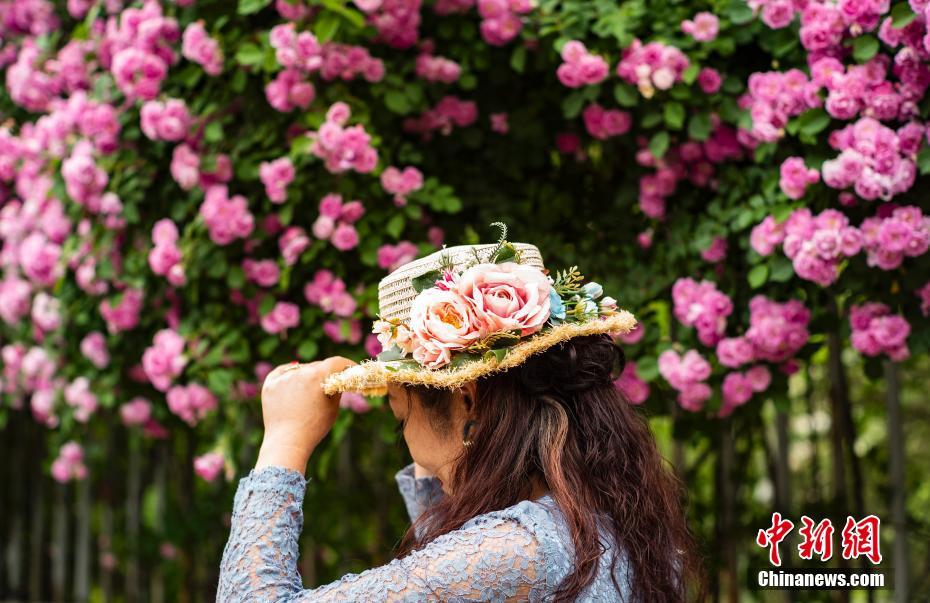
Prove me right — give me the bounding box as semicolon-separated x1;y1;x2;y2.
216;465;543;603
394;463;444;529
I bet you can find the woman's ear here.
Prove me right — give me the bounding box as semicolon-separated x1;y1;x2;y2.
461;381;478;415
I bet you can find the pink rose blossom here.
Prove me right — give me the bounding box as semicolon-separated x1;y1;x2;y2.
697;67;722;93
142;329;188;392
340;392;371;413
613;360;650;404
260;301;300;335
259;157;295;204
166;382;217;426
194;452;225;482
556;41;609;88
199;185;254;246
120;396;152;426
80;331;109;368
779;156;820;199
408;287;487;369
681;12;720;42
456;262;552;337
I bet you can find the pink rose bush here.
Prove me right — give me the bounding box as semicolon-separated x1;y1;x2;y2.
403;95;478;139
681;12;720;42
672;278;733;347
744;296;812;364
614;360;650;404
476;0;534;46
199;185;255;246
51;441;88;483
149;219;186;286
99;288;144;335
849;303;911;360
279;226;311;266
821;118;917;201
616;39;690;97
779;156;820;199
193;452;226;482
859;205;930;270
142;328;188;392
556;41;609;88
242;259;281;288
140;99;191;141
697;67;723;93
415;47;462;83
377;241;420;271
381;166;424;206
120;397;152;427
323;318;363;344
64;377;98;423
306;102;378;174
260;301;300;335
312;193;365;250
701;237;728;263
582;104;632;140
739;70;821;144
304;270;358;317
719;365;771;417
339;392;372;413
259;157;295;204
182;21;224;76
751;209;863;286
80;331;109;369
918;281;930;317
166;382;217;426
658;349;713;411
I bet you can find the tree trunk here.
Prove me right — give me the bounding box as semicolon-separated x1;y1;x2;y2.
775;408;792;513
826;332;850;603
884;360;908;603
28;422;46;602
150;443;167;603
51;482;69;602
720;422;738;603
126;430;141;602
5;413;25;598
73;474;91;602
804;366;822;505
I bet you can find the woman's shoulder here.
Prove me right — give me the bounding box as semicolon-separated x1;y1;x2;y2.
464;494;568;556
463;494;634;602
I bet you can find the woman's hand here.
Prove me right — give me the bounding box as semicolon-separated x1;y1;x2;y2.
255;356;357;473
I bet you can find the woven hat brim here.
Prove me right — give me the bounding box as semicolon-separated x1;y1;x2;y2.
322;310;638;397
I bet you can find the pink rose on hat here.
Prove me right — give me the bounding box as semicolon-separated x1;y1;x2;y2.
455;262;552;337
408;288;488;369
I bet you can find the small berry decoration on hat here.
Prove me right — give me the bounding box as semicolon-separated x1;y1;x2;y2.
371;222;620;372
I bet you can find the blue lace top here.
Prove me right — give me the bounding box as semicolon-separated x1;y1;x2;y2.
216;463;633;601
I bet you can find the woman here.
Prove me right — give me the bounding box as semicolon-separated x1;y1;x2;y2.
217;239;703;602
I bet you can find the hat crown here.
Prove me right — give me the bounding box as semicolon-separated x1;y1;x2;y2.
377;242;546;323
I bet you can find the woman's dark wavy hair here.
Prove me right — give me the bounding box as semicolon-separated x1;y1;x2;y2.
392;333;704;602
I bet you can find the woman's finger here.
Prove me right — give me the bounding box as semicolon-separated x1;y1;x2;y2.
263;361;304;386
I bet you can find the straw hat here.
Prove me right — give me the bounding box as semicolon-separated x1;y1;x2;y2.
321;230;637;397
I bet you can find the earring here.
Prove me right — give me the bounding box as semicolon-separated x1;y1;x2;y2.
462;420;476;448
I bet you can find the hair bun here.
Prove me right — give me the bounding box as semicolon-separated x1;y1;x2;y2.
517;334;624;396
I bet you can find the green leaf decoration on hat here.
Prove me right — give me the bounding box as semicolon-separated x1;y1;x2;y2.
411;269;443;293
